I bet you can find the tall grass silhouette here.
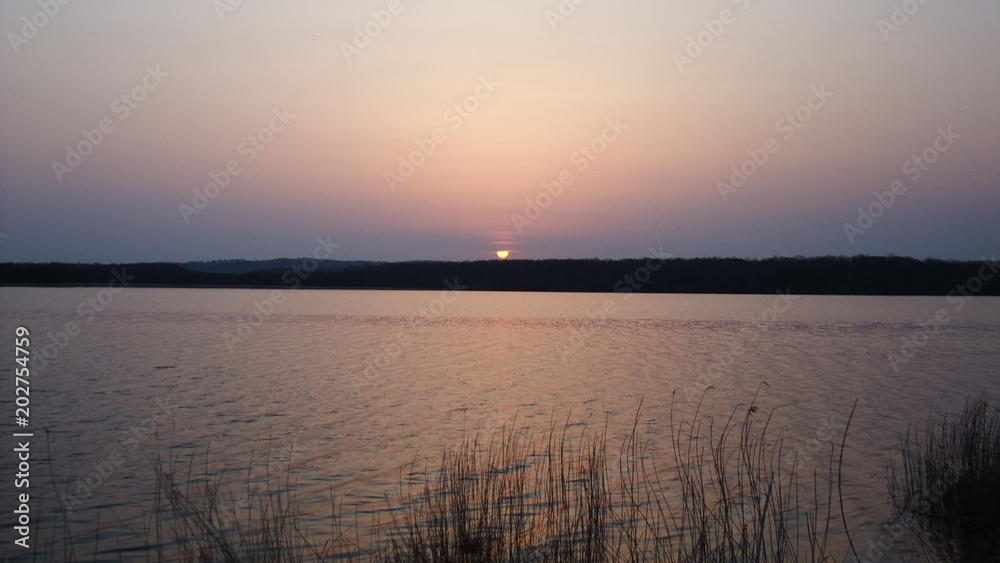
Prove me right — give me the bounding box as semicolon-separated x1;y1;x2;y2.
367;391;856;561
888;394;1000;561
31;393;873;561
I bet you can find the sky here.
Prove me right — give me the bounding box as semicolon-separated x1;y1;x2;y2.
0;0;998;263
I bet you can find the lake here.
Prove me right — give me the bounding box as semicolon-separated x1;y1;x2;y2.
1;287;998;560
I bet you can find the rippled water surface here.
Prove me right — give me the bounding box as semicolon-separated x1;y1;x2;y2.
1;288;998;560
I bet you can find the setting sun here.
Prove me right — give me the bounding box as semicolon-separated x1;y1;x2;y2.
496;250;509;259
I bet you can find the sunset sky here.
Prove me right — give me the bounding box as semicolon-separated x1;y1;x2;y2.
1;1;997;262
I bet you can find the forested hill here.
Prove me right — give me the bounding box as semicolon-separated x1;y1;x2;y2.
1;256;997;296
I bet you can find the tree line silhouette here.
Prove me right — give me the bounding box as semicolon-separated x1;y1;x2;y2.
1;256;998;295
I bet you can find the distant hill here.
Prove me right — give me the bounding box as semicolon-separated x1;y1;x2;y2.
1;256;997;296
181;259;378;275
